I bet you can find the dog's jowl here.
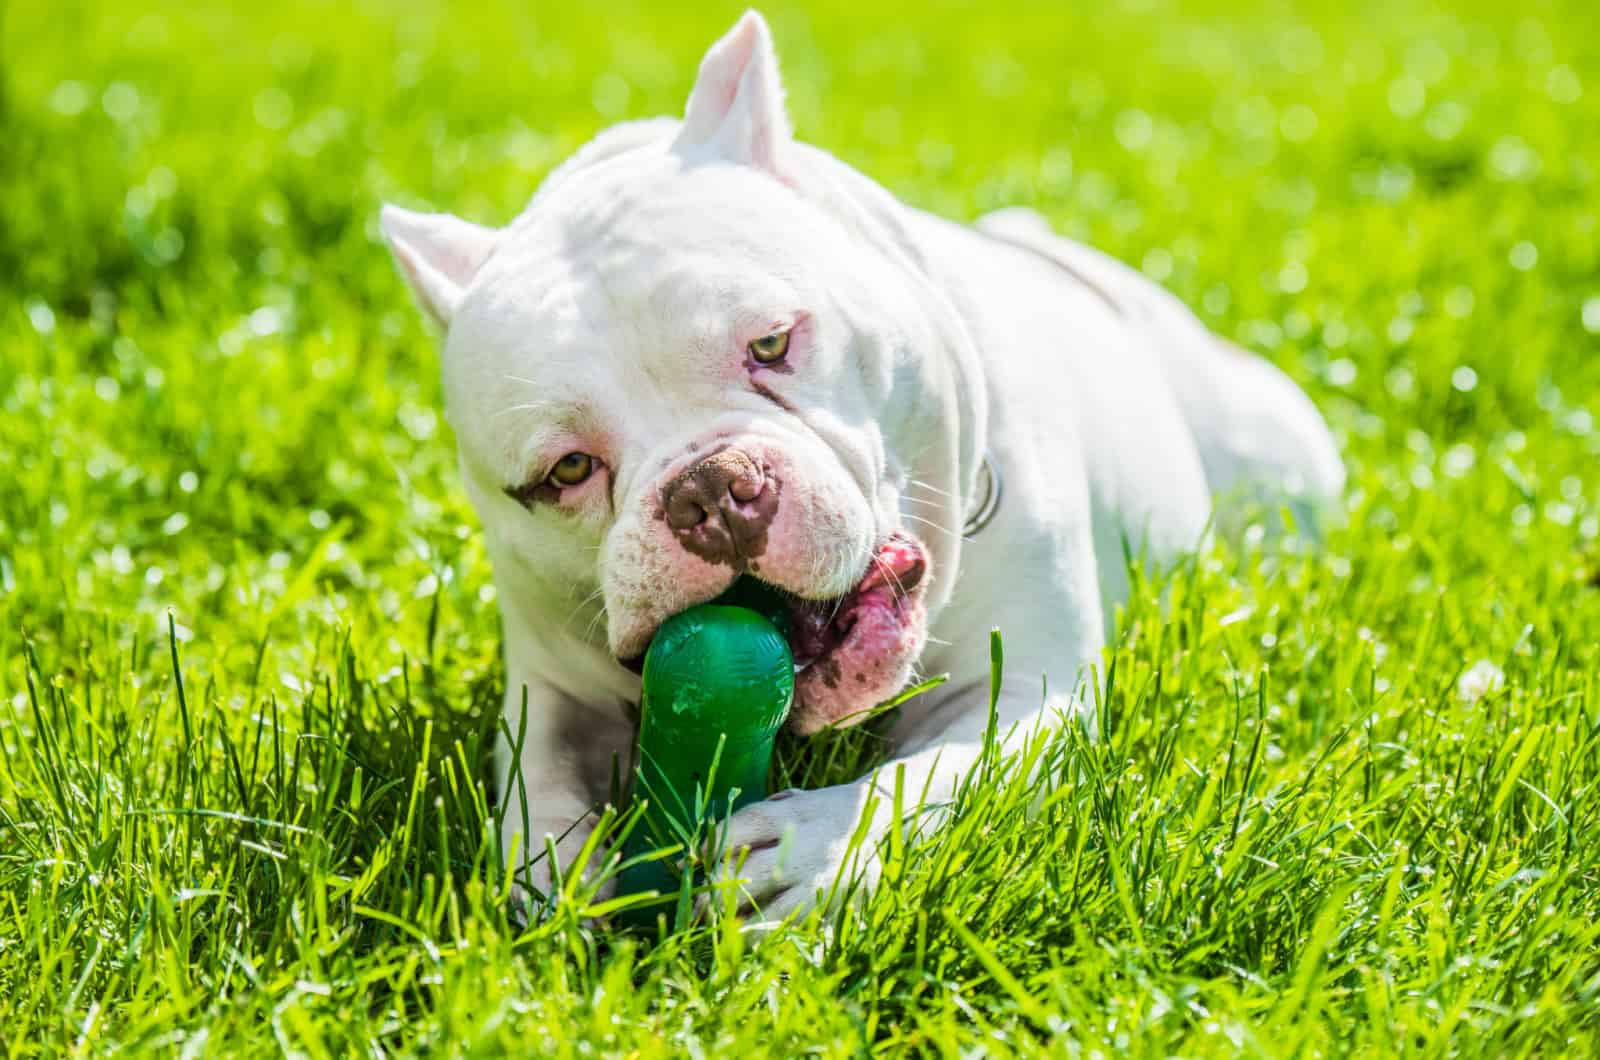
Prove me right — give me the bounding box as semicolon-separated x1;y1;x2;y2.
381;11;1343;918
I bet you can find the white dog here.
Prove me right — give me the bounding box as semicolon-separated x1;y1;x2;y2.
381;11;1343;918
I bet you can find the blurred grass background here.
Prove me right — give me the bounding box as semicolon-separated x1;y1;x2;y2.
2;0;1599;1053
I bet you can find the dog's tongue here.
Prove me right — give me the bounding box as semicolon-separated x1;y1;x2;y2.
856;536;927;597
783;536;927;667
787;534;931;734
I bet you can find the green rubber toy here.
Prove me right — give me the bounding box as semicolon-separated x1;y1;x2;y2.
616;591;794;925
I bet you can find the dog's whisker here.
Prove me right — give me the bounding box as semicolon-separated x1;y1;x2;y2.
808;540;831;588
901;513;963;543
825;541;852;593
581;606;608;644
822;551;854;625
906;478;954;499
870;551;910;601
869;551;897;595
492;402;547;419
563;587;606;631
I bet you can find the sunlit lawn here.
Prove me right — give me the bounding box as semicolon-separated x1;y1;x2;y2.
2;0;1599;1053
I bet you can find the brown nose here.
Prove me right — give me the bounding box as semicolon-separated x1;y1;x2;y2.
661;448;777;566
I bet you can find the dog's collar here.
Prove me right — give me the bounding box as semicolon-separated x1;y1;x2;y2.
962;452;1003;538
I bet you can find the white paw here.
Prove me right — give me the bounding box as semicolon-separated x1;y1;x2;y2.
702;782;886;921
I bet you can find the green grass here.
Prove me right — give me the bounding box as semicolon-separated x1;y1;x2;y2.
4;0;1600;1053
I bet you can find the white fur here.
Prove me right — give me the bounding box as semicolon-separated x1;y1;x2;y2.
383;10;1343;920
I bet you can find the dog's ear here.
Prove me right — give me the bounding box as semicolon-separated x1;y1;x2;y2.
674;10;792;172
380;205;500;327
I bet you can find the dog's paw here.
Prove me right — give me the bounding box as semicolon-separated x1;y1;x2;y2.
702;782;888;921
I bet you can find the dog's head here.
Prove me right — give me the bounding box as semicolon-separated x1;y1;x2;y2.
382;12;983;732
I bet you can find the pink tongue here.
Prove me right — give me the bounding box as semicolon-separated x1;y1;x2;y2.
858;538;927;596
784;539;927;664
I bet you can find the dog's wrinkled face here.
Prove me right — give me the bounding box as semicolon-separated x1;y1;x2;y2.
458;156;932;731
383;14;966;731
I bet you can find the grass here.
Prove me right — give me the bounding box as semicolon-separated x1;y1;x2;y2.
3;0;1600;1053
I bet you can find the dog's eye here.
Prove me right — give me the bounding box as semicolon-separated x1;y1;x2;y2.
547;452;595;487
748;329;791;365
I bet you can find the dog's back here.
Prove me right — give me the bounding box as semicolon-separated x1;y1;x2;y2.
975;206;1345;535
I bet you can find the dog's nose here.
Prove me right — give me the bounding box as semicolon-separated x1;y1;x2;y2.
661;448;776;565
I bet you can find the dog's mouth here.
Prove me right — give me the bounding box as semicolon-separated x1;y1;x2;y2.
619;535;930;731
778;535;927;671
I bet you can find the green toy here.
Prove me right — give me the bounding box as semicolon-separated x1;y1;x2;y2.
615;585;795;924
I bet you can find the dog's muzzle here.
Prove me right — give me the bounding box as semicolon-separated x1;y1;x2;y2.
660;447;779;567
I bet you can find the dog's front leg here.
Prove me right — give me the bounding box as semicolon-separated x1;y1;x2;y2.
711;503;1110;922
711;645;1100;921
495;678;630;912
